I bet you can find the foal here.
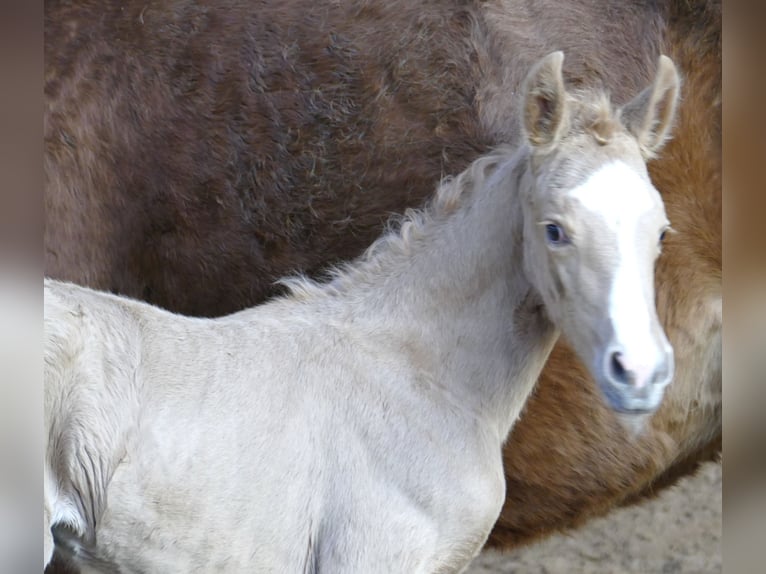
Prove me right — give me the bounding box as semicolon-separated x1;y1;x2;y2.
44;52;678;573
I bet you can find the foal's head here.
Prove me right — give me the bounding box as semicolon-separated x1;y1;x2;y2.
519;52;679;415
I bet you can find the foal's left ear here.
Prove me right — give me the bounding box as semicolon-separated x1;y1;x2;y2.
522;51;568;148
620;55;681;159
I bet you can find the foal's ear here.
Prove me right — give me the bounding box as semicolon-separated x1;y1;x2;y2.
620;55;680;159
522;51;568;147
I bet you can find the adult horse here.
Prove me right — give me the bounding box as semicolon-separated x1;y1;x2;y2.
44;0;721;561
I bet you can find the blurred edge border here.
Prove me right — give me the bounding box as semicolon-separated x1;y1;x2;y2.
0;1;43;572
723;1;766;572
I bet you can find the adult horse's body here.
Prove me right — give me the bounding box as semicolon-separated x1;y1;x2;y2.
45;53;679;572
44;0;721;557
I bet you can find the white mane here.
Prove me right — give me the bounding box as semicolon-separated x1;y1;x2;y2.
278;147;516;301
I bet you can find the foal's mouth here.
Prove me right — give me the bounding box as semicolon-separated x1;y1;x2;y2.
610;405;655;416
597;378;663;417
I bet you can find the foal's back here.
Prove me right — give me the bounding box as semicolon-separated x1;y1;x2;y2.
44;279;502;572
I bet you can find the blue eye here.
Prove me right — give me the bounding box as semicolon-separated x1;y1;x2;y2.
545;223;567;244
659;230;667;242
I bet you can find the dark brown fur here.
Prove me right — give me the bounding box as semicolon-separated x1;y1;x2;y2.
44;0;721;565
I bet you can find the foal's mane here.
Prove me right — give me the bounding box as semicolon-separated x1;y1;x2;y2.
279;88;620;301
277;147;512;301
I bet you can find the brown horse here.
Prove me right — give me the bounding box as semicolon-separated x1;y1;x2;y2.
44;0;720;565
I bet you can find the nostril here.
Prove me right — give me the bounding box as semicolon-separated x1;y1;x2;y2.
609;351;630;385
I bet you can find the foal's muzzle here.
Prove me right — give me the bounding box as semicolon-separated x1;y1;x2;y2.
600;342;674;414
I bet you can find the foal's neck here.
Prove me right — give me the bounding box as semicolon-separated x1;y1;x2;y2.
313;147;558;436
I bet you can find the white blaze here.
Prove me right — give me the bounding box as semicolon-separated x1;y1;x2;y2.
570;161;662;386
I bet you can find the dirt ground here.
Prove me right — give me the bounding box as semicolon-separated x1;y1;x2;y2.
466;461;722;574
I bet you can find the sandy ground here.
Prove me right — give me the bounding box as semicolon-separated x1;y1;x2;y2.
466;461;722;574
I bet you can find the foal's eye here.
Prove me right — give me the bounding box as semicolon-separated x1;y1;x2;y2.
545;223;568;245
659;230;667;242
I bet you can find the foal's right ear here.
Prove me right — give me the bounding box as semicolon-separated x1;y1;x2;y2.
522;51;568;148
